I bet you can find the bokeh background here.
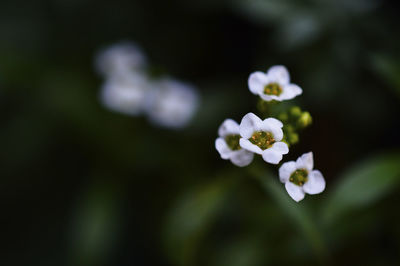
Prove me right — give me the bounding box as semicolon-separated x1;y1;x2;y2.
1;0;400;265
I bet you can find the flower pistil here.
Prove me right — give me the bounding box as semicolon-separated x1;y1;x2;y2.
249;131;275;150
289;168;308;186
263;83;282;96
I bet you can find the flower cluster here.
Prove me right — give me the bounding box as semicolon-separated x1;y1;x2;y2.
95;42;199;129
215;65;325;202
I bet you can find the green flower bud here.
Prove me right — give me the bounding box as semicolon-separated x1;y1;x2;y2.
290;106;302;118
288;132;299;145
278;112;289;123
297;111;312;129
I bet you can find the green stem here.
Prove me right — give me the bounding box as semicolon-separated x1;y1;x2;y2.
247;163;331;265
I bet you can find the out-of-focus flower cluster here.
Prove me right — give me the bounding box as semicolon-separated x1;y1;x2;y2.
215;65;325;202
95;42;199;129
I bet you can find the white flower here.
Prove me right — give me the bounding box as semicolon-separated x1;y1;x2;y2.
248;65;302;101
145;78;199;129
95;42;147;78
279;152;326;202
239;113;288;164
215;119;254;167
100;73;150;116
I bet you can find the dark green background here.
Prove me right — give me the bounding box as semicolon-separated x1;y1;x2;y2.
1;0;400;265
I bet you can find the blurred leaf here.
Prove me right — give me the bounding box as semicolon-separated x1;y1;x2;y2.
248;164;329;264
163;174;236;266
69;181;122;266
370;54;400;98
209;237;266;266
323;151;400;224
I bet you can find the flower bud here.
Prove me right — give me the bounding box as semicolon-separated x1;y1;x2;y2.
288;132;299;145
297;111;312;129
290;106;302;118
278;112;289;123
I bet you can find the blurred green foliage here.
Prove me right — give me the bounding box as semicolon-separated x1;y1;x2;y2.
0;0;399;265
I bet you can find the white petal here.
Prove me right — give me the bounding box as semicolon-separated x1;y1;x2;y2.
303;170;326;195
259;93;279;102
263;117;283;128
262;142;288;164
280;84;302;100
259;122;283;141
267;65;290;85
218;119;239;137
261;148;282;164
285;182;305;202
239;139;263;155
271;142;289;155
248;71;268;95
296;152;314;170
215;138;232;159
230;150;254;167
145;78;199;128
279;161;296;183
239;113;262;139
100;74;148;116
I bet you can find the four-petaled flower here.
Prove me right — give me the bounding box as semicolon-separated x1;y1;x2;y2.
146;78;199;129
239;113;289;164
95;42;147;78
215;119;254;167
100;73;150;116
248;65;302;102
279;152;325;202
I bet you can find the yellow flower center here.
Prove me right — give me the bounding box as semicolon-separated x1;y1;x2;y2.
249;131;275;150
264;83;282;96
289;169;309;186
225;134;241;151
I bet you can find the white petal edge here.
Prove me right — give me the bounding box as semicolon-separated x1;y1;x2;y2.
230;150;254;167
296;152;314;171
264;117;283;128
239;113;262;139
279;161;296;183
303;170;325;195
239;138;263;155
218;119;239;137
271;142;289;155
280;84;302;100
258;122;283;141
285;182;305;202
267;65;290;85
215;138;232;159
259;93;280;102
248;72;268;95
261;148;283;164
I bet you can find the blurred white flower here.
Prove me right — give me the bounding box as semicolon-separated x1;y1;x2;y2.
248;65;302;101
100;73;150;116
239;113;288;164
95;42;147;78
215;119;254;167
145;78;199;129
279;152;326;202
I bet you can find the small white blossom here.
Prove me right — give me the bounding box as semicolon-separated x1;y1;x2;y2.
145;78;199;129
100;73;150;116
279;152;326;202
95;42;147;78
215;119;254;167
248;65;302;101
239;113;288;164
